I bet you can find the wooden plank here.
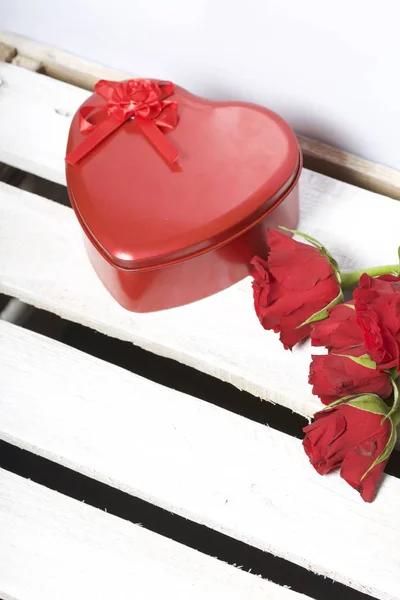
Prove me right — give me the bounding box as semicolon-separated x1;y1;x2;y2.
0;181;320;418
11;53;43;72
297;134;400;200
0;162;38;326
0;63;89;185
1;321;400;599
0;31;131;90
2;64;400;417
2;35;400;199
0;42;16;63
0;468;305;600
4;165;400;418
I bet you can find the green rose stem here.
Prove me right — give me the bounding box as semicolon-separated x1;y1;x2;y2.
340;264;399;289
278;228;400;290
393;409;400;428
392;378;400;428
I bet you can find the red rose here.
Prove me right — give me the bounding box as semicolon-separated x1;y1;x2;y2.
309;354;392;404
310;302;366;357
354;274;400;369
251;230;340;349
303;401;394;502
356;307;398;369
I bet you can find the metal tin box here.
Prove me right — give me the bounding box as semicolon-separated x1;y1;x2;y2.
66;79;301;312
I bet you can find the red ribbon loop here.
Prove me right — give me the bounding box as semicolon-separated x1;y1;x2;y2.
66;78;180;167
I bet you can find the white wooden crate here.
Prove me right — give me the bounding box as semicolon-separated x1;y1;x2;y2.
1;33;400;600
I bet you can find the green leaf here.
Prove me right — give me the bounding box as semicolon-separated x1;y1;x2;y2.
279;226;340;273
325;393;390;412
360;419;397;481
332;353;377;369
324;393;364;409
296;289;344;328
384;377;400;420
348;394;389;416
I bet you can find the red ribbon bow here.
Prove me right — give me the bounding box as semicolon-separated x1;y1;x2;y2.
66;78;180;167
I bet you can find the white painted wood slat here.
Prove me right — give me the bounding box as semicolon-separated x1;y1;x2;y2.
0;62;89;184
0;468;307;600
1;320;400;600
3;61;400;417
0;180;319;418
2;41;400;600
4;173;400;418
0;31;133;88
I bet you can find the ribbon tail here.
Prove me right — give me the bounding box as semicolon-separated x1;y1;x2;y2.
79;105;98;133
135;116;179;167
66;113;123;165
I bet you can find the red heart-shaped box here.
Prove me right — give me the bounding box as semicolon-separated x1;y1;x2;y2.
66;81;301;312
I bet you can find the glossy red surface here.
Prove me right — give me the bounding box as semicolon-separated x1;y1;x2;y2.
66;82;301;312
84;182;300;312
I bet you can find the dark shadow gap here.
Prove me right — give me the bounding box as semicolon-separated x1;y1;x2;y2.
0;162;70;205
23;307;307;438
0;440;375;600
0;293;11;313
18;306;400;479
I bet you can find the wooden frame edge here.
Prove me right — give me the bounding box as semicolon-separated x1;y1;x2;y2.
2;31;400;200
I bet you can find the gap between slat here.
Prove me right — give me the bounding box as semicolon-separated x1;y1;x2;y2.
1;320;400;600
0;441;373;600
0;466;309;600
18;305;400;470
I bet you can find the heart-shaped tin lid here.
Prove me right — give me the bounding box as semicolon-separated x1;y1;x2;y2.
66;81;299;270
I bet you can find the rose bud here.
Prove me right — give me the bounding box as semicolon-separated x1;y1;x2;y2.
251;229;341;349
309;354;392;404
354;274;400;370
303;395;397;502
310;302;366;357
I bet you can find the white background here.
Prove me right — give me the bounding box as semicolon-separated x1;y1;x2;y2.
2;0;400;169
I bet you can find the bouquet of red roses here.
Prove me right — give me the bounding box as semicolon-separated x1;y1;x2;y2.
251;228;400;502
